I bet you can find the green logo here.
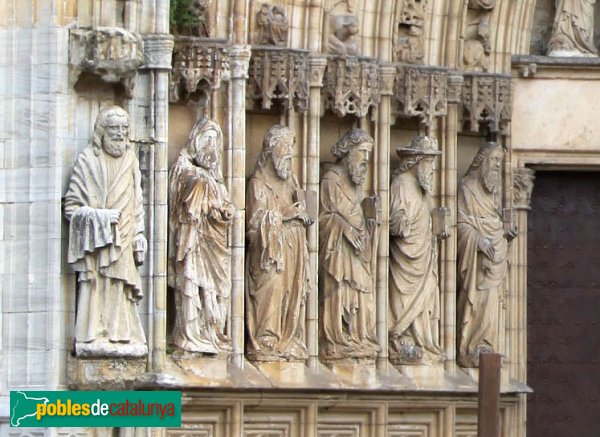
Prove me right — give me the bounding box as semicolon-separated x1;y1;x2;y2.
10;391;181;427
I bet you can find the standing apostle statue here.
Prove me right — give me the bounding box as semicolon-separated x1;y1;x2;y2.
65;106;147;357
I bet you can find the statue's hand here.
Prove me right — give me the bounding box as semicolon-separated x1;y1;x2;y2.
505;224;518;241
346;229;365;254
282;202;302;222
477;236;495;260
107;209;121;224
133;234;147;266
297;211;314;227
222;203;235;221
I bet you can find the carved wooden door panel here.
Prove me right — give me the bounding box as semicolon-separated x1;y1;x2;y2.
528;171;600;437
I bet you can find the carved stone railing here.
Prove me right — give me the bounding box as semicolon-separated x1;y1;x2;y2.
323;56;380;118
393;65;448;127
462;73;512;134
169;37;230;103
247;47;309;113
69;26;144;97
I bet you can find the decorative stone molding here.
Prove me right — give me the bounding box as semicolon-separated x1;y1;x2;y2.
142;34;175;70
323;56;380;118
247;47;309;112
462;73;512;134
230;45;252;79
394;65;448;127
513;167;535;210
69;26;144;98
169;37;230;103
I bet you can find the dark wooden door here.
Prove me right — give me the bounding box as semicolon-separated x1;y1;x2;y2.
528;171;600;437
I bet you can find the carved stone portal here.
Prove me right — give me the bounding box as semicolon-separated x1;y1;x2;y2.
246;125;313;361
319;129;380;362
170;38;230;103
69;27;144;97
394;65;448;127
168;118;233;355
389;136;445;365
247;48;309;113
462;73;512;135
457;143;515;368
323;56;380;118
64;106;148;358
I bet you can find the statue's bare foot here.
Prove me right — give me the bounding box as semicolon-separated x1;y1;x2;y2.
260;337;277;350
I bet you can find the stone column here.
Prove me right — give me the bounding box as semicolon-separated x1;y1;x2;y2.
306;55;327;370
512;167;535;382
376;64;396;371
229;45;251;368
141;33;174;372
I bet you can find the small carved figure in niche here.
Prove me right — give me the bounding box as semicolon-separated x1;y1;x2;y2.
328;14;360;56
457;143;517;367
547;0;597;56
256;3;289;46
64;106;147;358
463;16;492;72
246;125;313;361
389;136;445;365
400;0;426;36
171;0;210;37
396;0;427;63
168;118;233;354
319;129;380;361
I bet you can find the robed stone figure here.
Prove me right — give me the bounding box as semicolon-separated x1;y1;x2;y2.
65;106;147;357
547;0;597;57
389;136;445;365
246;125;313;361
168;118;233;354
457;143;516;367
319;129;380;361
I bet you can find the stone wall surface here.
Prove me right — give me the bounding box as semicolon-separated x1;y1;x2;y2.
2;0;599;435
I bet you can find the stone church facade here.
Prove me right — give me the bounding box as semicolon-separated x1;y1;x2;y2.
1;0;599;435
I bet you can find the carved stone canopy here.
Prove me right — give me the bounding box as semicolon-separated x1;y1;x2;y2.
69;27;144;98
170;37;230;103
247;47;309;113
394;65;448;127
323;55;380;118
461;72;512;135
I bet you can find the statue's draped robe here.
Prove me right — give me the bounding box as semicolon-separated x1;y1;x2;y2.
168;152;232;354
389;172;442;362
457;174;507;367
548;0;597;55
246;165;309;360
319;165;379;360
64;146;146;349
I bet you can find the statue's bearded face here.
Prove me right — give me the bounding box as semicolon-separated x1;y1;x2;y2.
102;115;129;157
271;136;294;180
417;156;435;194
346;141;372;186
481;148;504;193
194;128;219;171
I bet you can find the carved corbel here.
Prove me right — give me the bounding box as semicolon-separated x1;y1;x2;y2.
69;27;144;98
308;55;328;88
141;34;174;70
462;73;512;134
169;37;230;103
513;168;535;210
323;56;380;118
247;47;309;112
379;63;396;97
393;65;448;127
